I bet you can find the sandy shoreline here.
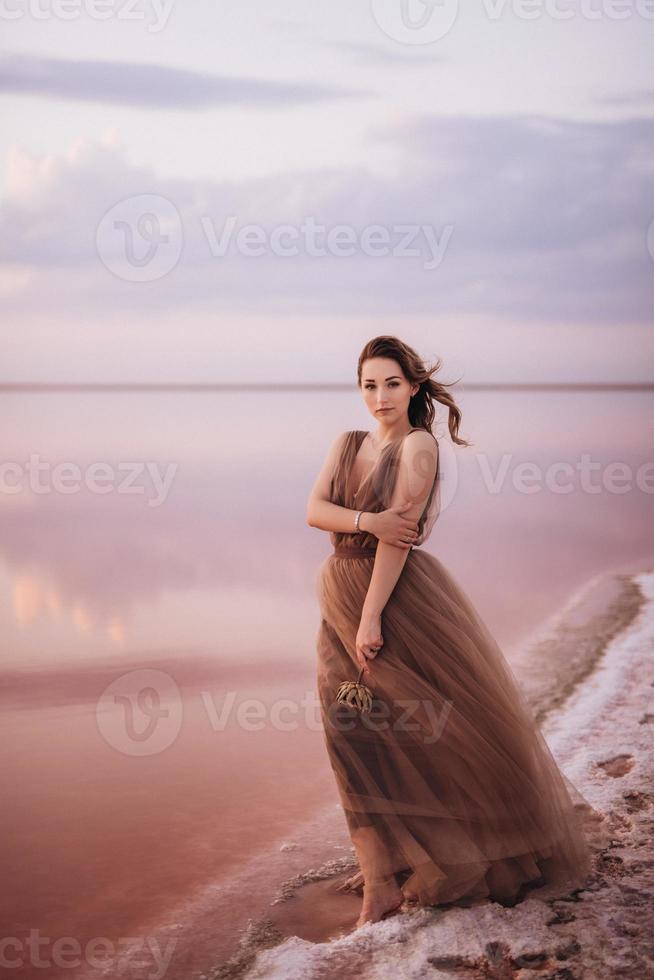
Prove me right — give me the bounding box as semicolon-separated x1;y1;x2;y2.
214;561;654;980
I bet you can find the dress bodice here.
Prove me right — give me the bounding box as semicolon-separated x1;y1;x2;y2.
328;428;440;556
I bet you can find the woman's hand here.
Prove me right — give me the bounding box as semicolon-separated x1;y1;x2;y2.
355;614;384;676
365;503;419;549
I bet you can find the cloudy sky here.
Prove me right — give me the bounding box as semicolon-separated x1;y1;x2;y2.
1;0;653;382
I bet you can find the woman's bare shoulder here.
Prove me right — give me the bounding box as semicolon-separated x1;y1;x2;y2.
330;430;354;451
405;428;438;450
318;430;351;466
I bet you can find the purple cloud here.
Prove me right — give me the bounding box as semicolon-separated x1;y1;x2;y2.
0;52;368;108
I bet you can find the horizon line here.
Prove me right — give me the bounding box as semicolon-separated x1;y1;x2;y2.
0;381;652;393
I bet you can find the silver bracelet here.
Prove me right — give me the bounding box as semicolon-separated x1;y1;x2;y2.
354;510;363;532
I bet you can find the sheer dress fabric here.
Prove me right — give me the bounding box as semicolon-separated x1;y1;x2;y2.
314;429;593;907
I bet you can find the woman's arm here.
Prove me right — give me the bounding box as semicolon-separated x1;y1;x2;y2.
359;430;438;633
356;430;438;673
307;499;377;534
306;432;377;534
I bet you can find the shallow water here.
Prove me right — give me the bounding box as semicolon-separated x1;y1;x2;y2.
1;387;652;979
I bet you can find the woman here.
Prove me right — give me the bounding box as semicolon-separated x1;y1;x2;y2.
306;335;593;929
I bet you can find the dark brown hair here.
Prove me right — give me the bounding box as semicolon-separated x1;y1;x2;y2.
357;335;472;447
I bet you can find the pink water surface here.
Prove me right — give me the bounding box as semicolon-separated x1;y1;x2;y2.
1;387;652;977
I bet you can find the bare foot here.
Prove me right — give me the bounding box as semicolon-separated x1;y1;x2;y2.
356;877;404;928
401;881;420;904
335;870;364;893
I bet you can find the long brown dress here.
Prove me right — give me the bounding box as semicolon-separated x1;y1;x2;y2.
315;428;593;907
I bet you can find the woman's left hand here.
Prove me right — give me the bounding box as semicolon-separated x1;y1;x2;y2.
355;614;384;675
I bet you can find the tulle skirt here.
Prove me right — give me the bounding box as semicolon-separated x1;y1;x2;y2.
315;546;594;907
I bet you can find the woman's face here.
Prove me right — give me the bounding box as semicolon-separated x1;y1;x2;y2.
360;357;418;423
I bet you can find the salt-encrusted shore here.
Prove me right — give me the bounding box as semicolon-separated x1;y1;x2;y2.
215;565;654;980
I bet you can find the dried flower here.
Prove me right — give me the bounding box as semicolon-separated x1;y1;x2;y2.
335;666;375;713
